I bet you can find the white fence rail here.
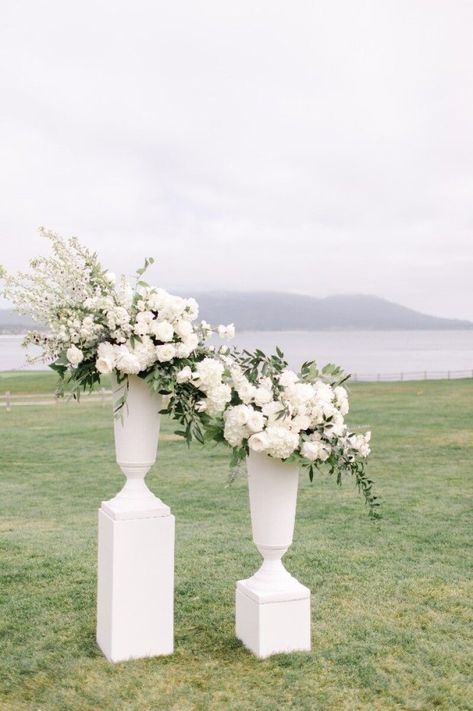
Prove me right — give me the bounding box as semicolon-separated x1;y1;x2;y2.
2;370;472;410
1;388;112;409
352;369;473;382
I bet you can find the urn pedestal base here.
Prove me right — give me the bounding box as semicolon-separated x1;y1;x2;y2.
235;578;311;658
96;503;175;663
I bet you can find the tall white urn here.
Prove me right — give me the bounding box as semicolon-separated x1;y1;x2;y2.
97;375;175;662
235;451;311;657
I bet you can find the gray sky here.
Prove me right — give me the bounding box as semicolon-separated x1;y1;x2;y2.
1;0;472;319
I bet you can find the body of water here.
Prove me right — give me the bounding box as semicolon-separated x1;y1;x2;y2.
1;331;472;380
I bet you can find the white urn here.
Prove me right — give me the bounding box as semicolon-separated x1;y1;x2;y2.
235;450;311;657
101;374;169;519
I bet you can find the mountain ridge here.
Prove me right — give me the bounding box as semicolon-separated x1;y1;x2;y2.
0;293;471;333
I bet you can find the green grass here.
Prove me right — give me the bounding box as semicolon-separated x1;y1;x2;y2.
1;376;472;711
0;370;112;395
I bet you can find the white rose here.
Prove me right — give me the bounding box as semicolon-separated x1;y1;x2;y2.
173;319;193;339
66;345;84;367
96;356;114;374
301;441;319;461
248;431;270;452
152;320;174;342
156;344;176;362
104;271;116;284
176;366;192;383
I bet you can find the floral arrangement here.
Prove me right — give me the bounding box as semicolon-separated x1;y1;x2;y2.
1;229;234;407
166;348;379;517
2;229;378;516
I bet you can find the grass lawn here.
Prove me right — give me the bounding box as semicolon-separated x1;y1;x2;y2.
1;375;472;710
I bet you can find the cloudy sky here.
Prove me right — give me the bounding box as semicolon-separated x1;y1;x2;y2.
1;0;472;319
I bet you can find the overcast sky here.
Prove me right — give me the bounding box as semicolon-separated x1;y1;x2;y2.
1;0;472;319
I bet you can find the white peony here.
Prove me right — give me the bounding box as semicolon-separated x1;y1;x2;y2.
66;345;84;367
155;343;176;362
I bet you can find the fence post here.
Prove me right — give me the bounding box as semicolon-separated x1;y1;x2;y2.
424;371;427;380
377;373;380;382
5;391;11;412
447;371;451;380
400;372;403;382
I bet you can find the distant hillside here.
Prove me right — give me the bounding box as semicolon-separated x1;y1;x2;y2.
0;311;39;334
193;293;473;331
1;294;471;333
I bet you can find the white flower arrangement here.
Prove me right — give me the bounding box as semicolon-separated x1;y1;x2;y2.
167;347;379;516
1;229;234;408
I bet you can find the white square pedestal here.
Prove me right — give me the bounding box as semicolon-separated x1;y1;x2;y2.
235;581;311;658
97;504;175;662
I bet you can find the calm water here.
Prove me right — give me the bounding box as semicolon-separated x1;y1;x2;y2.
2;331;472;380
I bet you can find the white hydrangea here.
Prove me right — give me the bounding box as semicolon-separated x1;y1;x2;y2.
114;346;141;375
265;426;299;459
